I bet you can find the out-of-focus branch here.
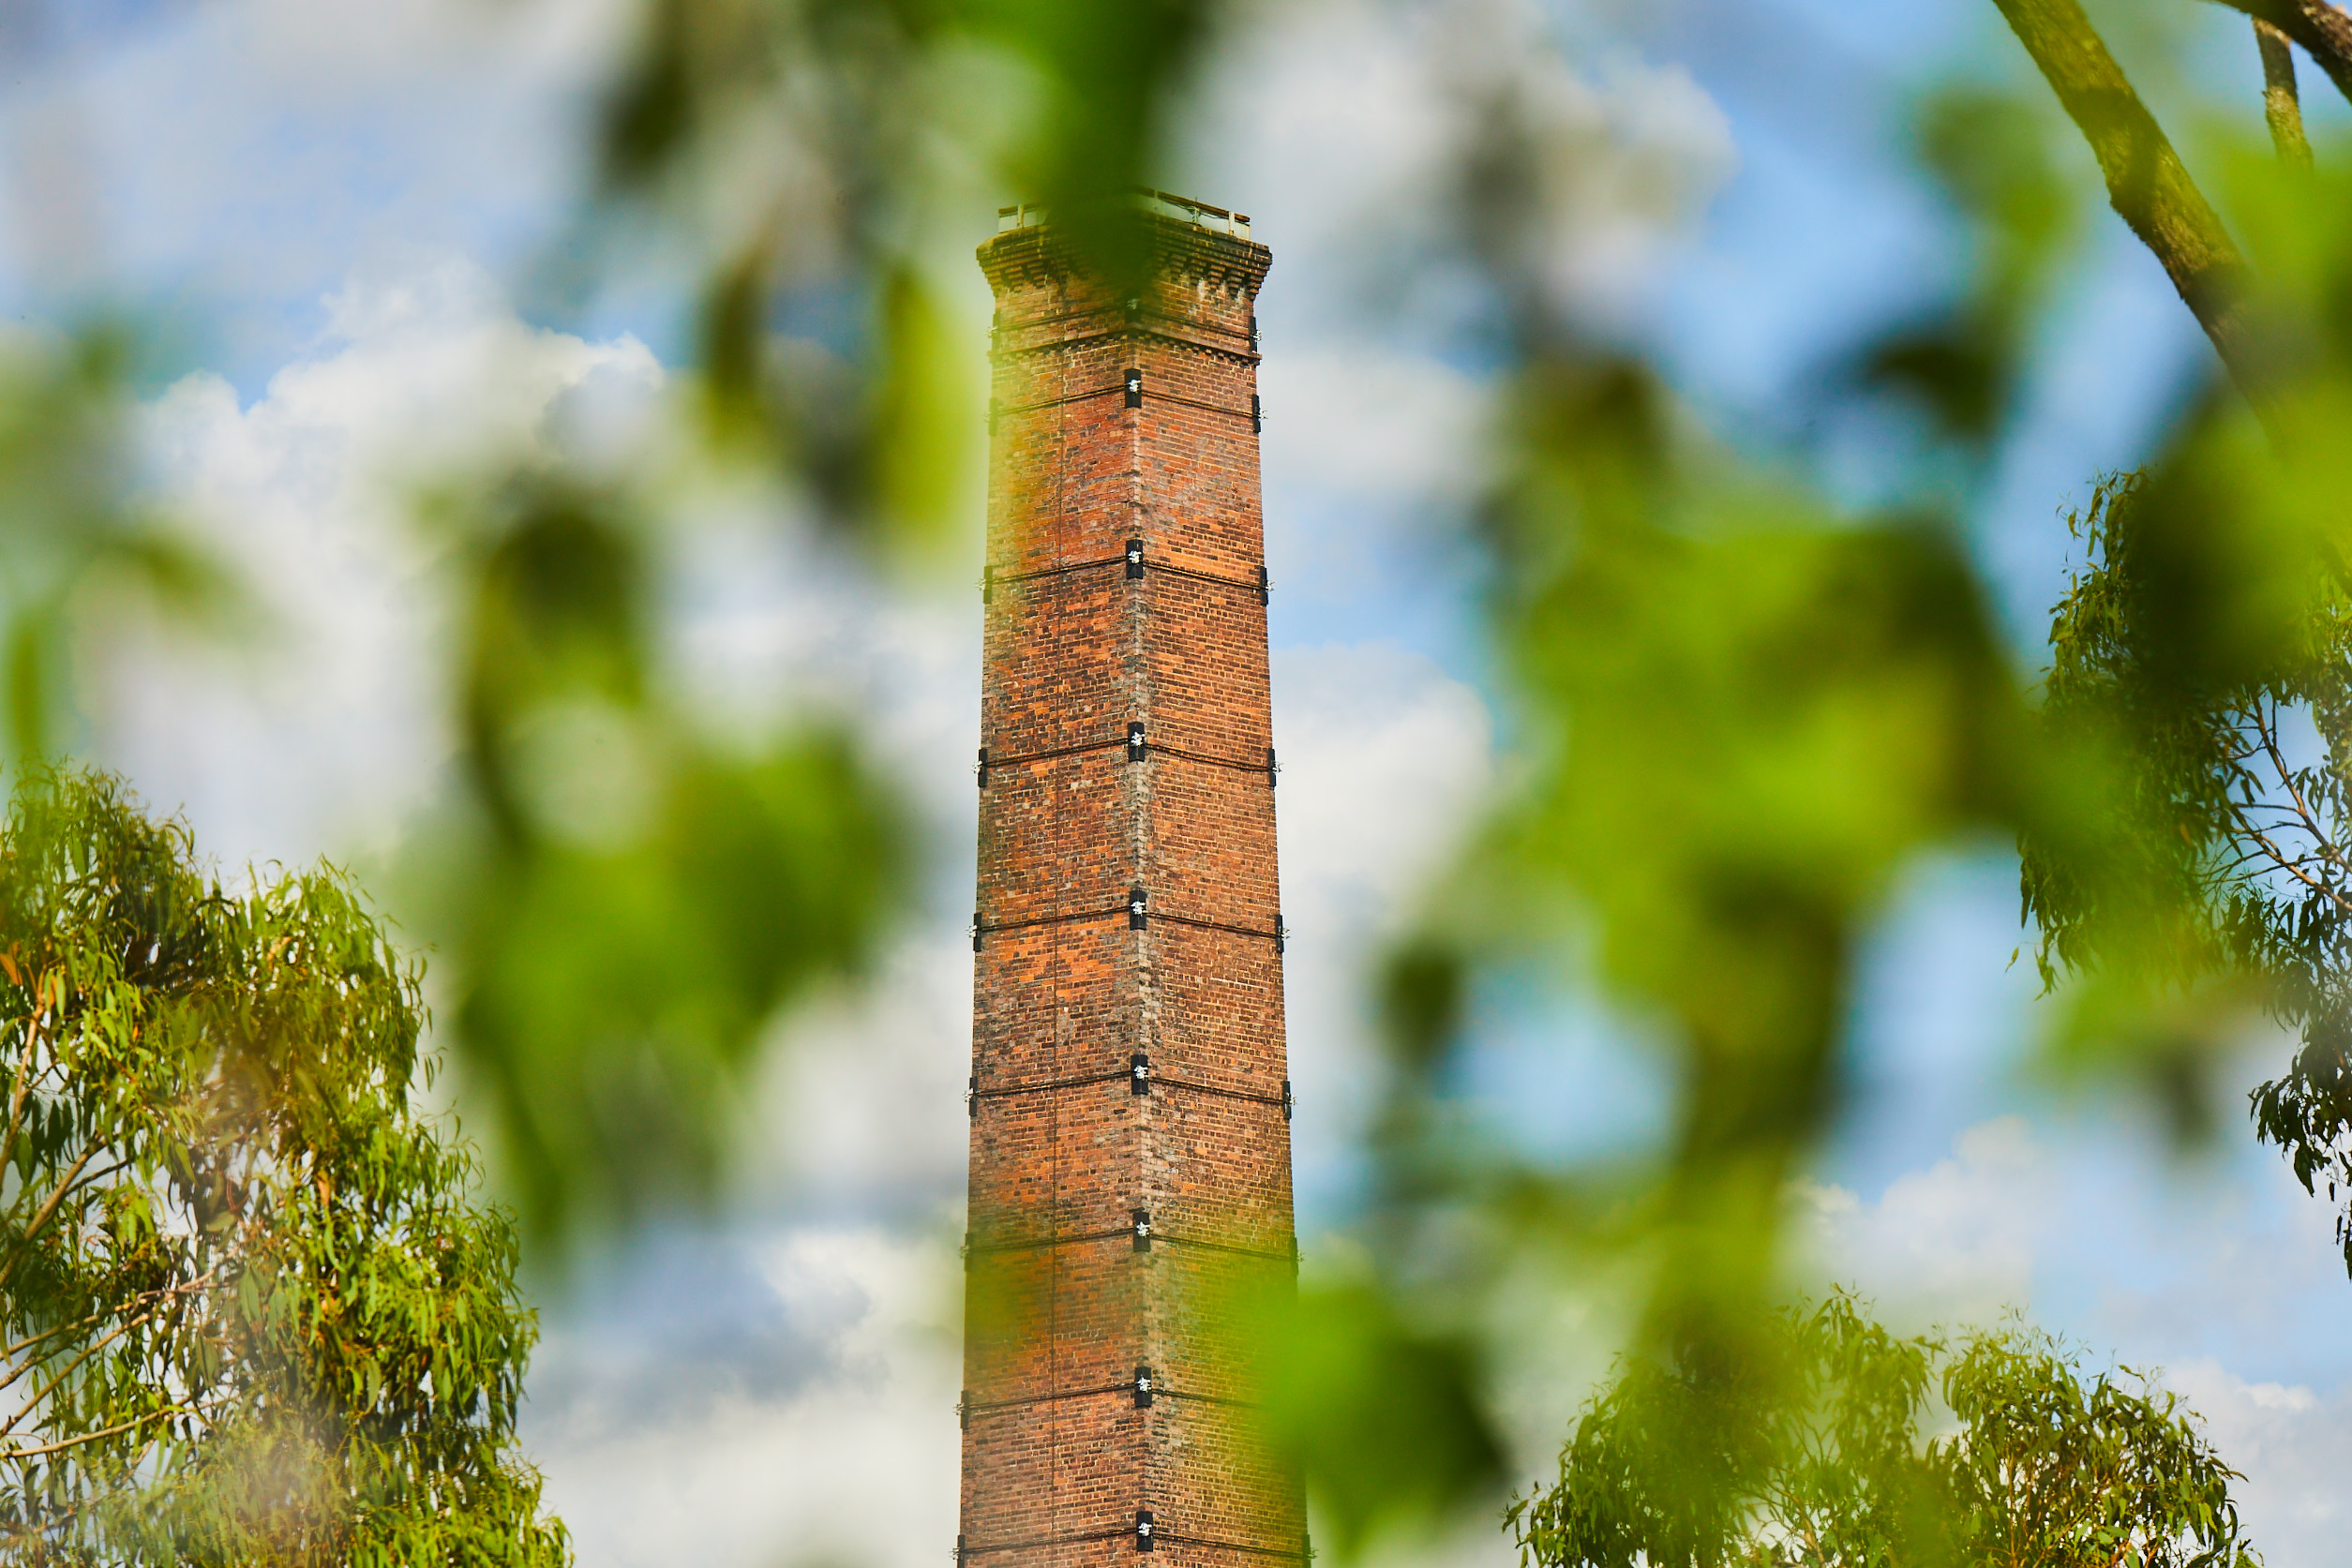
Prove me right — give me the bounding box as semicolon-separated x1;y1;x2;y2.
2206;0;2352;106
1991;0;2272;410
2256;20;2316;167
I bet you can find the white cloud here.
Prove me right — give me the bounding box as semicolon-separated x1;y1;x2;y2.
1276;641;1495;1197
94;254;661;870
1799;1114;2047;1328
1800;1112;2352;1567
526;1223;964;1568
1182;0;1738;624
1186;0;1738;335
0;0;629;365
2165;1361;2352;1565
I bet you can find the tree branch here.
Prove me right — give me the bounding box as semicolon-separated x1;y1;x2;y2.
0;997;50;1184
0;1406;186;1462
1990;0;2276;409
2205;0;2352;107
0;1143;104;1293
2255;20;2316;167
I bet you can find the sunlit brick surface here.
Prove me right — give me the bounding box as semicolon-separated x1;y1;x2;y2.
961;213;1304;1567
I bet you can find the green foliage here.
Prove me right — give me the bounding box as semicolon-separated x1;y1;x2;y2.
1253;1284;1504;1556
1509;1294;2255;1568
2014;140;2352;1243
1440;352;2048;1396
0;767;566;1564
412;474;906;1235
2;3;2349;1561
599;0;1226;538
0;329;238;764
1865;83;2082;442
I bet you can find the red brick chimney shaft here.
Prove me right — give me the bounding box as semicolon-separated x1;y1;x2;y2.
961;207;1303;1565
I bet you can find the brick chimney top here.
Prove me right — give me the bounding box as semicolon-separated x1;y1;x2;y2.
996;187;1253;237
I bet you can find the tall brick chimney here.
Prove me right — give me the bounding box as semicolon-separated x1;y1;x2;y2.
959;195;1303;1564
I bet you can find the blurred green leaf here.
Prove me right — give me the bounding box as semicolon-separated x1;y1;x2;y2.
0;326;243;763
413;471;906;1238
1255;1284;1503;1559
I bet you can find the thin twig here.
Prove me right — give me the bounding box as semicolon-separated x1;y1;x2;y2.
0;1406;187;1462
0;1143;104;1294
2256;19;2317;166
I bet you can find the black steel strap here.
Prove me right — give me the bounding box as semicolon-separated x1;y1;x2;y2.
958;1525;1130;1557
959;1384;1263;1422
1146;389;1258;423
961;1381;1129;1420
969;1064;1291;1123
981;734;1271;780
973;901;1282;948
1158;1532;1314;1561
984;734;1124;770
1149;560;1264;594
1151;741;1276;776
964;1228;1293;1264
974;903;1127;940
981;552;1266;600
997;383;1126;415
1153;910;1285;945
1165;1232;1296;1263
989;552;1127;589
1155;1073;1288;1110
964;1226;1130;1261
969;1068;1127;1103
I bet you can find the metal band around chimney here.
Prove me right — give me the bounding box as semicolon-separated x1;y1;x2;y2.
962;1223;1296;1266
978;728;1275;784
966;1059;1293;1118
956;1372;1259;1426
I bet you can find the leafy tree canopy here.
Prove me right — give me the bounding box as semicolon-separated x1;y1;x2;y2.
0;767;566;1565
1510;1293;2255;1568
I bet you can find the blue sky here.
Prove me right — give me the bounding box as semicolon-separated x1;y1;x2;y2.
6;0;2351;1563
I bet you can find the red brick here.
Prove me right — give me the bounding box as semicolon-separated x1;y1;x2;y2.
960;211;1304;1568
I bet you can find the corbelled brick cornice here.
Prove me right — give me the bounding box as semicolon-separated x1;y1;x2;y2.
978;212;1272;301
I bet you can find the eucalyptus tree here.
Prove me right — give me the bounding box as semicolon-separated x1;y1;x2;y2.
0;768;566;1564
1511;1295;2255;1568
